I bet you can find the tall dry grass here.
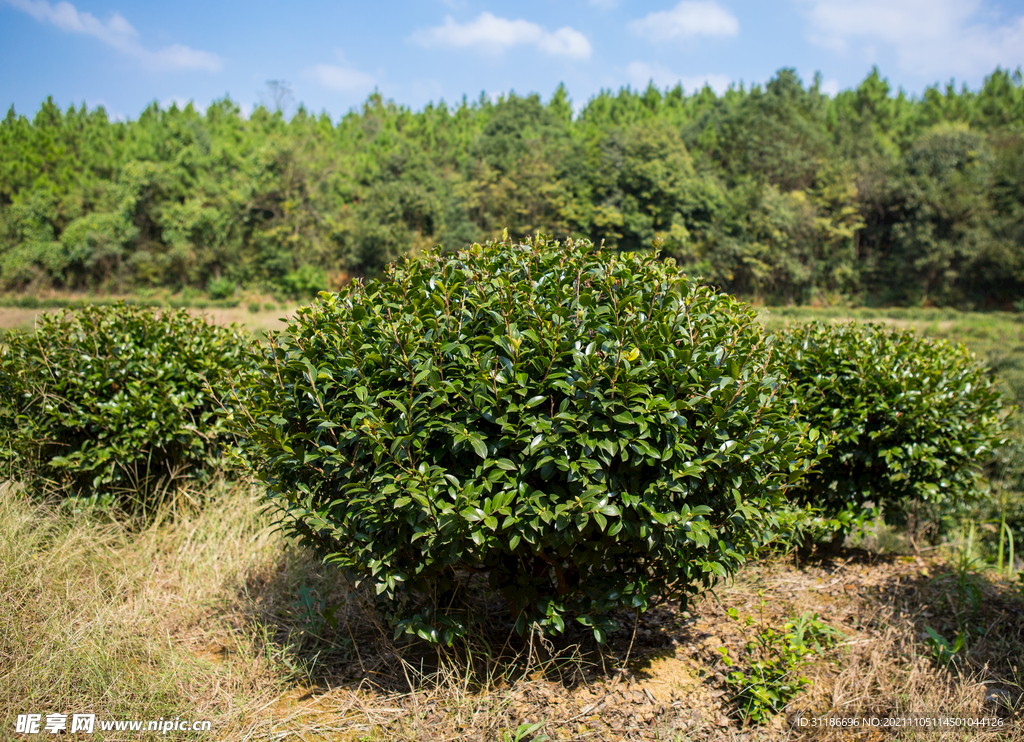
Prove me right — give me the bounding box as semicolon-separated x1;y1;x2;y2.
0;480;288;739
3;477;1022;741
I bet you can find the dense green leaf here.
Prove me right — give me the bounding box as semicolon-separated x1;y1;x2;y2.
241;236;821;644
0;303;255;506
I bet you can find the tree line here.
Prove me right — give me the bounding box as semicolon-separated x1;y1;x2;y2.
1;66;1022;306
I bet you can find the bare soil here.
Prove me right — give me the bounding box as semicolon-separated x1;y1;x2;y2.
194;546;1024;741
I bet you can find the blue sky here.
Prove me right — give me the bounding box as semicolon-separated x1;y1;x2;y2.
2;0;1023;121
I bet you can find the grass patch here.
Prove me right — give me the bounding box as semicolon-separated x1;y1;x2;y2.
2;477;1022;740
0;480;287;739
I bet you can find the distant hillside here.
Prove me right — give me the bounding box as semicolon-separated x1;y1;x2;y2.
2;66;1022;307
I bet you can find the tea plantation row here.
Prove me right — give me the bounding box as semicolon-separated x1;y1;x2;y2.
0;238;1008;642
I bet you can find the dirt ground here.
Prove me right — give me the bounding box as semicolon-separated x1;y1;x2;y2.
197;546;1023;741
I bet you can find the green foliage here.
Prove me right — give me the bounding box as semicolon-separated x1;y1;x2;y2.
207;276;236;300
501;721;550;742
720;602;843;723
279;264;328;299
241;237;822;643
711;69;830;192
0;303;255;506
780;322;1008;535
923;626;965;668
3;68;1023;306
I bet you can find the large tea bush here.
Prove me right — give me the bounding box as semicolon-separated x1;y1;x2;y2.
243;238;822;643
780;322;1008;534
0;303;255;506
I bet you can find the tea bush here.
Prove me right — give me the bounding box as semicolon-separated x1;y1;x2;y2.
780;322;1008;535
242;238;823;643
0;303;255;506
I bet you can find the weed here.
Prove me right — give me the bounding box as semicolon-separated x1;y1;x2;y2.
719;595;843;723
501;720;550;742
293;582;337;635
930;534;985;623
922;625;966;668
994;507;1017;578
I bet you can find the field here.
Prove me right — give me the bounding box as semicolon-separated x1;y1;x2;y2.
3;303;1024;741
0;299;298;338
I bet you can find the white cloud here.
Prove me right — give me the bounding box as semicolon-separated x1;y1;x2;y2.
150;44;221;73
309;63;377;93
628;1;739;42
3;0;222;71
84;98;125;121
411;12;592;60
819;78;841;96
626;61;732;94
797;0;1024;77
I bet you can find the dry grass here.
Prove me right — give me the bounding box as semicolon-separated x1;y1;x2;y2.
2;480;1022;741
724;552;1024;741
0;480;286;740
0;303;297;336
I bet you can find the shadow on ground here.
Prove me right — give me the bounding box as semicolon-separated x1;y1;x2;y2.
205;542;1024;741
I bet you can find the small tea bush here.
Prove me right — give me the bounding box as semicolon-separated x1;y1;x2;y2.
280;265;328;299
207;276;236;300
780;322;1008;534
242;238;822;643
720;604;843;722
0;303;255;506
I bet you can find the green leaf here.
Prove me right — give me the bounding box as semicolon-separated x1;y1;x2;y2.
470;438;488;459
232;237;893;650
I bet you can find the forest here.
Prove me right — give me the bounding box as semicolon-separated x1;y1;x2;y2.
1;66;1023;307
